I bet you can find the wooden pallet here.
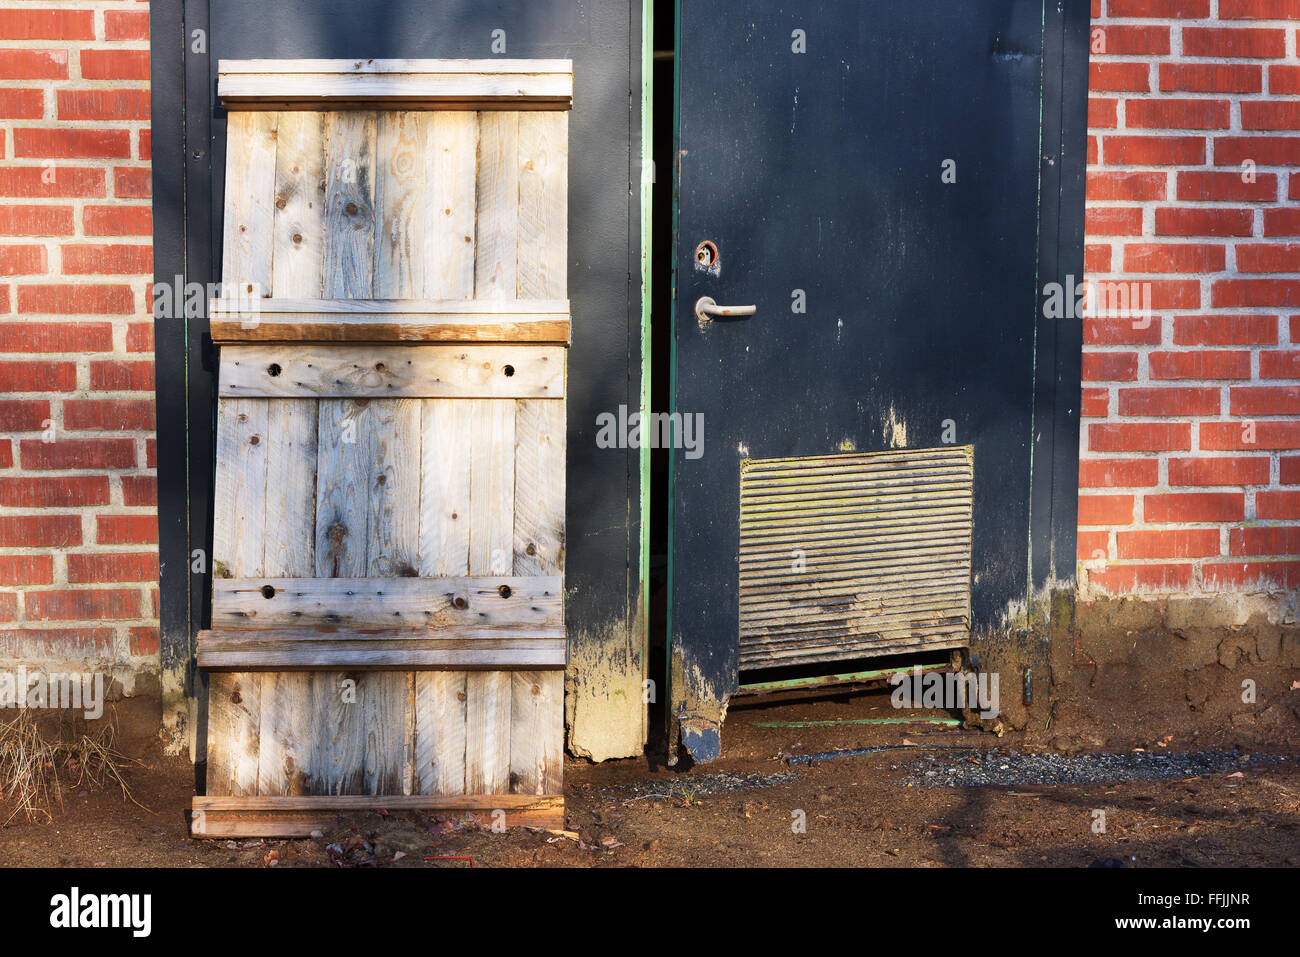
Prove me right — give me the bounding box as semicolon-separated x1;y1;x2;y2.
193;60;570;836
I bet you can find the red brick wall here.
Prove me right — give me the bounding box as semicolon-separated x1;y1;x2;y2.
1082;0;1300;595
0;1;156;682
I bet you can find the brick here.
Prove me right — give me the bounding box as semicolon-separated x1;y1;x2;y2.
1088;136;1099;165
12;128;130;160
121;474;156;506
1118;386;1220;416
1176;171;1277;203
1126;99;1230;130
1087;171;1167;202
0;205;72;236
138;129;151;161
0;556;51;586
1156;207;1253;238
1161;63;1262;94
1201;420;1300;449
1215;136;1300;166
89;360;153;391
61;244;151;275
1082;351;1139;381
1089;98;1117;129
83;205;151;236
1087;279;1199;311
1093;25;1171;55
57;90;149;122
1264;208;1300;236
1243;102;1300;131
1117;528;1221;560
1082;388;1111;417
64;399;155;431
1233;386;1300;415
26;589;141;621
96;514;157;544
0;399;48;431
1184;28;1286;58
0;48;67;81
1169;456;1271;486
17;284;133;315
1282;455;1300;483
19;438;135;470
1146;493;1245;522
1122;243;1226;273
1084;315;1162;345
1078;457;1160;487
1259;351;1300;378
0;244;46;275
1086;207;1143;236
0;322;112;352
104;10;149;41
0;626;112;650
113;167;150;198
1221;0;1300;16
1203;561;1300;588
125;323;153;352
1269;64;1300;94
1089;563;1195;593
1149;350;1252;379
79;49;150;81
1260;491;1300;519
1103;135;1205;165
1213;279;1300;308
1089;422;1192;451
0;440;11;469
1090;62;1151;92
0;9;94;40
0;88;44;119
0;361;75;392
1291;315;1300;343
1077;529;1110;561
67;552;157;584
1174;315;1277;345
0;476;109;507
1108;0;1209;15
1237;244;1300;272
1085;244;1112;273
0;514;80;547
1229;527;1300;556
129;626;158;656
1078;494;1135;525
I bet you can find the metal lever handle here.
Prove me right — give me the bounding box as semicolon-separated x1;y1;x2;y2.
695;296;757;324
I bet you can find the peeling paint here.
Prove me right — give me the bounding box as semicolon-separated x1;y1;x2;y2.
566;614;647;762
882;404;908;449
670;641;732;764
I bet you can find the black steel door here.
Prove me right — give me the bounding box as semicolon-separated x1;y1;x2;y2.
669;0;1087;760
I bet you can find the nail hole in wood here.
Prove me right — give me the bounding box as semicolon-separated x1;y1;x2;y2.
503;364;515;377
267;363;282;377
260;585;276;599
498;585;512;599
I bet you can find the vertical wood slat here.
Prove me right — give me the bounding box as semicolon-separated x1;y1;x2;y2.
425;111;478;300
474;111;519;298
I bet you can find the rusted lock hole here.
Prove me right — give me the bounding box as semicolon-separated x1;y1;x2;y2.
695;240;718;268
267;363;282;377
453;597;468;610
375;361;387;373
498;585;512;599
260;585;276;599
503;364;516;377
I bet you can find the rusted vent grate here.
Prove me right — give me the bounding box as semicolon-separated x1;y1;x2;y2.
738;446;974;671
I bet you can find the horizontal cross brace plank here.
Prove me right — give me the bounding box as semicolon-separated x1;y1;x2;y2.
209;298;571;344
191;793;564;837
218;59;573;111
212;575;562;629
196;629;566;671
218;344;565;398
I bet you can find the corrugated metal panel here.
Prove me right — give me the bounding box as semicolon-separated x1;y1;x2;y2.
738;446;974;671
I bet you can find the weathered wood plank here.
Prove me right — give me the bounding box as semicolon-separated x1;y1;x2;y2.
516;111;568;299
414;672;467;795
367;399;422;578
374;111;425;298
219;344;565;399
222;110;278;300
205;674;261;797
323;110;376;298
191;792;564;837
197;632;566;671
425;111;478;300
309;672;366;794
314;398;375;578
469;399;515;576
474;112;519;298
465;671;512;793
269;111;325;299
212;575;562;628
218;59;574;112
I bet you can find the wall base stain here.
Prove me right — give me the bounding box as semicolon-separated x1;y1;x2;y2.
566;616;647;762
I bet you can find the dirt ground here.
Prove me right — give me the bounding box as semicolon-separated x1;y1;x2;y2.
2;689;1297;868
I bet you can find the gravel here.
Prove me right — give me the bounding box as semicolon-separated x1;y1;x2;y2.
609;770;802;801
899;748;1287;788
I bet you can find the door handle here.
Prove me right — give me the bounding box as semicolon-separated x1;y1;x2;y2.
695;296;757;324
